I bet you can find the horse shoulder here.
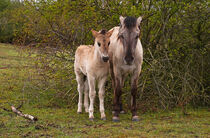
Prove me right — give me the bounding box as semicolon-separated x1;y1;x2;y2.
136;40;143;63
110;27;120;43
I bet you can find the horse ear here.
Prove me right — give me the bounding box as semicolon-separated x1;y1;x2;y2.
106;29;114;37
91;29;99;38
137;16;142;26
119;16;125;25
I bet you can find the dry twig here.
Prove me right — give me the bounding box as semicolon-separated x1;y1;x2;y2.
1;105;38;122
11;106;38;122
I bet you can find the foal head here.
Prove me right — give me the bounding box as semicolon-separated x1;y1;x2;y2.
92;29;114;62
118;16;142;65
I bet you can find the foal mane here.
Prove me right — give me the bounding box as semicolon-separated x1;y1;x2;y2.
99;29;106;35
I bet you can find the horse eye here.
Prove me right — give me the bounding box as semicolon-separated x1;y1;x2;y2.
108;41;110;46
97;42;101;47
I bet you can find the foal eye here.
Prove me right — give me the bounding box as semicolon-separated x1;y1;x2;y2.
97;42;101;47
108;41;110;46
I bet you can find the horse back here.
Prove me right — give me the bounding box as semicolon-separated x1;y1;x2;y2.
74;45;93;74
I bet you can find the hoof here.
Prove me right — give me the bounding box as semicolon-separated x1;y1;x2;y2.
77;112;82;114
132;116;139;122
89;118;94;121
112;116;120;122
101;117;106;121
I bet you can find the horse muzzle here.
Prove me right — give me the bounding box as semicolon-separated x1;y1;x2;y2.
124;56;134;65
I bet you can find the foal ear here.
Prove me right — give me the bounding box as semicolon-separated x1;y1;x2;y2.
91;29;99;38
137;16;142;26
106;29;114;37
119;16;125;25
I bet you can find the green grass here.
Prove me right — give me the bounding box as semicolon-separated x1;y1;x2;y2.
0;108;209;137
0;43;36;106
0;43;209;137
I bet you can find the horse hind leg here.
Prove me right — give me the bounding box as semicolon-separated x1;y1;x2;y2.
76;72;85;113
84;77;89;113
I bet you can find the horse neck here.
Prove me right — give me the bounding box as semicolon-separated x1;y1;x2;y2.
110;27;124;59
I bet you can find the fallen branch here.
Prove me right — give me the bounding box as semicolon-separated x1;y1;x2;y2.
2;107;11;112
10;106;38;122
16;102;23;110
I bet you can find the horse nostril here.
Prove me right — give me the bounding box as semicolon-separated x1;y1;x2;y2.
125;57;134;61
130;56;134;61
125;56;134;64
102;56;109;62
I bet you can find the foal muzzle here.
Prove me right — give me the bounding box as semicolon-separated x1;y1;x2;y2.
102;56;109;62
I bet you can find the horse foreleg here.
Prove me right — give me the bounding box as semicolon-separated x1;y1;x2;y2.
130;71;140;121
119;75;126;113
113;77;122;122
109;58;115;89
110;59;123;114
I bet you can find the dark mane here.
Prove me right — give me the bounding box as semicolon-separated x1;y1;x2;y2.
99;29;106;35
124;16;137;29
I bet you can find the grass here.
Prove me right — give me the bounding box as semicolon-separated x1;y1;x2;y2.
0;43;36;106
1;108;209;137
0;43;209;137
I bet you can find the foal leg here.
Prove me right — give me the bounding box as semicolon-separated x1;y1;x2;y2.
84;79;89;113
98;76;107;120
88;75;96;120
75;72;85;113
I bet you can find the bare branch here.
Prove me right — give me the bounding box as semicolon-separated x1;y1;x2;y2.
11;106;38;122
